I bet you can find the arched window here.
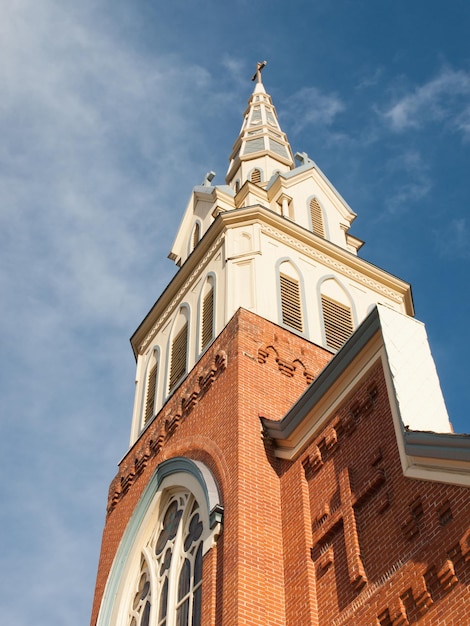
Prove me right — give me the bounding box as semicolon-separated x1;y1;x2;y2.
143;358;158;427
309;197;325;237
250;168;262;184
279;261;303;333
97;459;222;626
191;223;201;252
127;491;203;626
320;279;354;351
200;277;215;352
169;310;189;393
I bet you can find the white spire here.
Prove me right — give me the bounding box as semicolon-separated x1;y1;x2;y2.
226;62;295;188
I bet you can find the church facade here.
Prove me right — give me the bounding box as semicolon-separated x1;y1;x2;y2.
90;67;470;625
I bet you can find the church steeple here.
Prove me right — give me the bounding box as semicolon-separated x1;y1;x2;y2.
226;61;295;189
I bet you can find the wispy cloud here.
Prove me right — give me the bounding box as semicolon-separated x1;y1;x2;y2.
435;217;470;260
0;2;225;624
383;67;470;139
382;150;432;215
355;66;384;90
282;86;345;134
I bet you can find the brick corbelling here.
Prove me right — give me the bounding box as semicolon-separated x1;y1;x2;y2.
106;350;229;515
93;308;331;625
277;361;470;626
108;309;333;517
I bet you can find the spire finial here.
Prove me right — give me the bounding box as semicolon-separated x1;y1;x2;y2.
251;60;267;84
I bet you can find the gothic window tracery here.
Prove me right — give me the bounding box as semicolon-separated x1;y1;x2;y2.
127;492;204;626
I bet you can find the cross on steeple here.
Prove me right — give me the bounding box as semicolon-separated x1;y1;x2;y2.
251;60;267;83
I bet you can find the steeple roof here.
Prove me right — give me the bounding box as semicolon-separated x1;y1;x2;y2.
226;62;295;186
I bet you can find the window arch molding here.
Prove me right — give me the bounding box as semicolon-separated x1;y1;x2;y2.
307;195;327;238
276;257;308;336
317;275;357;351
97;458;223;626
197;273;216;357
166;304;191;396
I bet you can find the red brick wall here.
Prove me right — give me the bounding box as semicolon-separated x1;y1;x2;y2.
279;362;470;625
90;309;332;625
90;309;470;625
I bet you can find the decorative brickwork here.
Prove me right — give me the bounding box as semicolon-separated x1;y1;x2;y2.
107;350;228;514
279;362;470;626
92;310;470;626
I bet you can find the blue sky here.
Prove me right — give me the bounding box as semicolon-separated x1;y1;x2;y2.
1;1;469;624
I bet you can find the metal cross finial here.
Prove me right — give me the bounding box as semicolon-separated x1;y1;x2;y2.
251;60;267;83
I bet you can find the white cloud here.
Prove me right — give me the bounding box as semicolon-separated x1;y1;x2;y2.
383;67;470;138
283;86;345;134
0;2;228;624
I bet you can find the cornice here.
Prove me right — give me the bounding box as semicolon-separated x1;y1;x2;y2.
223;204;412;310
135;231;225;354
132;205;413;357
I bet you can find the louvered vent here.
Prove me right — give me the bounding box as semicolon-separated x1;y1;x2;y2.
143;362;157;425
169;323;188;391
280;274;303;332
192;223;200;251
251;168;261;184
201;287;214;350
321;295;353;351
310;198;325;237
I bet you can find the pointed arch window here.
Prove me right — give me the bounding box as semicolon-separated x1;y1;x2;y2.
250;168;262;184
127;491;204;626
309;197;325;238
169;313;189;392
279;262;303;333
201;279;215;352
191;223;201;252
321;294;353;351
143;360;158;426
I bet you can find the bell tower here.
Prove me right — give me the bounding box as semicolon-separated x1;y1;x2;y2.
129;68;414;445
90;67;470;626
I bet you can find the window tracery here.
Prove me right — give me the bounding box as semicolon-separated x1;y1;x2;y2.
127;492;203;626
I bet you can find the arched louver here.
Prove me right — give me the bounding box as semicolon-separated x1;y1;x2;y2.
280;273;303;332
310;197;325;237
321;295;353;351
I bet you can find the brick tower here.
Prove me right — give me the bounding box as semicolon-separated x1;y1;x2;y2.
90;66;470;626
